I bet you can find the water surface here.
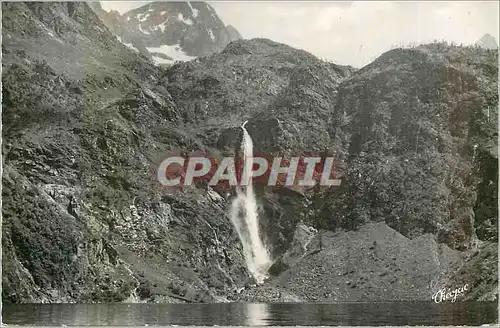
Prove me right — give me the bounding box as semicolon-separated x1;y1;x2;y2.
2;302;497;326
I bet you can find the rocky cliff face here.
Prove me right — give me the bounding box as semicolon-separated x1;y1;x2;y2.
89;1;242;66
2;2;249;303
2;2;498;303
323;44;498;250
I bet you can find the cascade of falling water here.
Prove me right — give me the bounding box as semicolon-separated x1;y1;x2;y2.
229;121;271;283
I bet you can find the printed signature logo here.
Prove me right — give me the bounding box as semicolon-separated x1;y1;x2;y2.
432;284;469;303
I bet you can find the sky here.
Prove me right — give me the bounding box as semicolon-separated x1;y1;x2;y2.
101;1;499;68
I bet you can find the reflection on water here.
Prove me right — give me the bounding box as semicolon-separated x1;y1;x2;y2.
246;303;269;326
2;302;497;326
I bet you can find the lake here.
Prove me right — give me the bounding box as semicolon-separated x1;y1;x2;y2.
2;302;497;326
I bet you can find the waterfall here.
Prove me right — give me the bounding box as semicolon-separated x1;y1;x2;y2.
229;121;271;283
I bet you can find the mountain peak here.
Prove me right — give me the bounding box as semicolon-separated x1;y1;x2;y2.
91;1;242;66
475;33;498;49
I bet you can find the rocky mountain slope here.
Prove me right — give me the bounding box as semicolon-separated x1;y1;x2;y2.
2;2;498;303
89;1;242;66
2;2;249;303
238;222;464;302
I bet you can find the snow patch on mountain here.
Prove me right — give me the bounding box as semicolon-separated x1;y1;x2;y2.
208;29;215;41
138;12;150;22
117;35;139;53
158;20;169;33
177;13;193;26
147;44;196;65
187;2;199;18
138;24;150;35
151;55;174;65
45;27;63;44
